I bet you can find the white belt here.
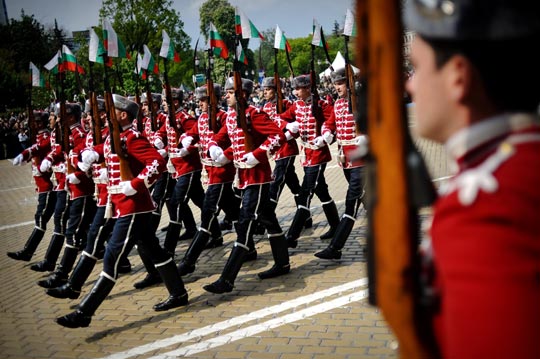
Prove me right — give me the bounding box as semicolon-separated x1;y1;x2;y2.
337;139;356;146
301;141;321;150
107;185;122;194
233;160;256;169
201;158;214;166
52;165;66;173
93;178;108;184
168;153;184;159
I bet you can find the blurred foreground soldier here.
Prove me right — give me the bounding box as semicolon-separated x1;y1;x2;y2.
405;1;540;357
56;95;188;328
315;68;366;260
7;111;55;261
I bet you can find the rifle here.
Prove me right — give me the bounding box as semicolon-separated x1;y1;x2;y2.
356;1;438;358
310;44;324;136
144;74;157;132
27;83;37;144
88;62;101;146
206;48;219;133
343;34;359;133
133;56;144;132
103;55;133;181
233;36;253;152
162;57;180;146
273;49;284;114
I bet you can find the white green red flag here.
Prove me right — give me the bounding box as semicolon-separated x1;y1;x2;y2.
61;45;85;74
274;25;291;52
311;19;329;50
236;42;248;65
89;27;113;66
44;51;61;74
136;53;146;79
159;30;180;62
141;45;159;76
102;19;131;59
29;62;45;87
235;7;265;40
343;9;357;37
209;22;228;59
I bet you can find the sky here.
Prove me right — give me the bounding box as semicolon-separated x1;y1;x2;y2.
5;0;355;48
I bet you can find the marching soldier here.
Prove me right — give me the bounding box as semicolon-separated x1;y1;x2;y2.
315;68;366;260
176;84;241;277
56;94;188;328
278;74;340;248
37;103;97;289
405;0;540;357
7;111;55;262
203;77;290;294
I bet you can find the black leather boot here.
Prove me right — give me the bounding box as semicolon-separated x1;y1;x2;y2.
243;235;257;262
38;246;79;289
177;231;209;276
46;253;97;299
163;222;182;255
56;275;115;328
319;201;340;240
31;234;65;272
315;216;355;260
258;235;291;279
7;227;46;261
178;206;197;241
205;219;223;249
153;260;189;311
133;246;163;289
294;195;312;229
286;207;311;248
203;245;247;294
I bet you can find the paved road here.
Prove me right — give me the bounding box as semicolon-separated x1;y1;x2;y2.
0;111;449;359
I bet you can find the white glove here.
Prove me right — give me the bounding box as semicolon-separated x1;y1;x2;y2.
66;173;81;184
242;152;259;167
181;136;193;149
178;148;189;157
313;136;326;148
78;161;91;172
81;150;99;165
285;131;294;141
355;135;369;157
13;154;24;166
215;153;231;165
98;168;108;182
40;158;52;172
120;181;137;196
285;121;299;134
153;138;165;150
322;131;334;144
209;146;223;161
158;149;167;158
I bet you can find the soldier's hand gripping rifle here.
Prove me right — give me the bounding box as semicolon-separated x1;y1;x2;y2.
206;48;219;133
233;36;254;152
356;1;438;358
273;49;284;114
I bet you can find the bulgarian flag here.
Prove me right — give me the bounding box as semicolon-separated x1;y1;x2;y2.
29;62;45;87
102;19;131;59
343;9;357;37
235;7;265;40
141;44;159;76
236;42;248;65
209;22;228;59
89;27;113;66
159;30;180;62
44;51;62;74
274;25;291;52
136;52;146;80
61;45;85;74
311;19;329;50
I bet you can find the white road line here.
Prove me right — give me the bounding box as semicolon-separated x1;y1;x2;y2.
0;185;34;192
99;278;368;359
152;289;370;359
0;221;34;231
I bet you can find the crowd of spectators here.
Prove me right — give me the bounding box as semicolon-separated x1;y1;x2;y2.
0;112;30;160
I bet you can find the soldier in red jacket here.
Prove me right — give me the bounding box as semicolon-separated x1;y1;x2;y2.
56;94;188;328
278;75;340;248
176;84;241;277
203;77;290;294
7;111;55;262
315;68;366;260
405;1;540;357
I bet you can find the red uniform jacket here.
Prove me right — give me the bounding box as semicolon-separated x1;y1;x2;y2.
322;97;364;168
94;127;166;218
263;99;299;160
81;127;109;207
209;105;285;189
181;109;236;185
20;129;53;193
278;98;333;167
45;130;66;192
430;113;540;359
67;124;93;199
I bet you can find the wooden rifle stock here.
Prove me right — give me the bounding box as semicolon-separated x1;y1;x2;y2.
233;70;253;152
207;49;219;133
90;92;102;145
59;100;76;175
145;80;157;133
357;1;438;358
135;92;144;132
104;91;133;181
